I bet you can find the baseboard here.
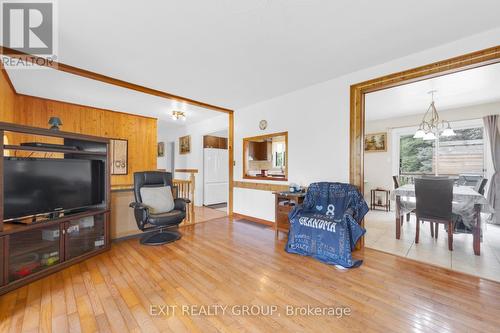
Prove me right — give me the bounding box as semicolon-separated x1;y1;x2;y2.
232;213;274;227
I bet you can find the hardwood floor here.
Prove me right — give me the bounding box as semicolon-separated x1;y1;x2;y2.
1;217;500;333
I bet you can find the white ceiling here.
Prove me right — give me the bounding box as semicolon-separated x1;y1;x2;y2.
365;62;500;121
27;0;500;109
5;63;222;128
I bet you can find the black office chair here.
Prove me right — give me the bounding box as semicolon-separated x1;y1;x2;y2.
129;171;190;245
415;178;454;250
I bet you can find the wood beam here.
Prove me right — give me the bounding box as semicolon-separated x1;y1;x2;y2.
1;46;233;114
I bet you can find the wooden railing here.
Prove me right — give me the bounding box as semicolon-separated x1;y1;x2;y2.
173;169;198;224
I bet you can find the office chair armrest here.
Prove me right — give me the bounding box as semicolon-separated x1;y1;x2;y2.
129;202;150;230
174;198;191;211
129;202;149;211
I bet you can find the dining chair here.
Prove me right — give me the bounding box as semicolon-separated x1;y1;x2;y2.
458;174;483;186
474;178;488;195
420;175;451;180
393;175;412;223
414;178;454;250
392;175;400;189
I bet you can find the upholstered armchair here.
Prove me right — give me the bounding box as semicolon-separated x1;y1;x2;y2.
129;171;190;245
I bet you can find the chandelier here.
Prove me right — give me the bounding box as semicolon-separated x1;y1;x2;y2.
413;90;455;140
171;111;186;121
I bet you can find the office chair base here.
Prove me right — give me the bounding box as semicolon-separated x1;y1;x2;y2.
140;230;181;246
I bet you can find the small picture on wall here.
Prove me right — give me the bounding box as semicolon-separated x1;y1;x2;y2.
179;135;191;155
157;142;165;157
110;139;128;174
365;132;387;152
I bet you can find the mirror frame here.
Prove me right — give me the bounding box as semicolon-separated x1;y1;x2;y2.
243;131;288;181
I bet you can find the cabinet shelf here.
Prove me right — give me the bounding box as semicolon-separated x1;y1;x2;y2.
10;239;59;258
1;209;109;236
3;145;107;156
0;122;111;295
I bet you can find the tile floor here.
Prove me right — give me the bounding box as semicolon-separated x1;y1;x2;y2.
365;210;500;282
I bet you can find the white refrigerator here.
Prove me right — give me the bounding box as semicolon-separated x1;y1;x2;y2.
203;148;228;205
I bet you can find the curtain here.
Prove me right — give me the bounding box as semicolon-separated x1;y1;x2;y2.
483;115;500;224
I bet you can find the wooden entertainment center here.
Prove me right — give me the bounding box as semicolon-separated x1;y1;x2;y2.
0;122;111;295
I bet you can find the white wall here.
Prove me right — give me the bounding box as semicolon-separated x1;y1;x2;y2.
364;101;500;199
157;114;229;206
233;27;500;222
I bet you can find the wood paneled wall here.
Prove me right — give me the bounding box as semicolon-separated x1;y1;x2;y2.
0;70;15;122
0;69;157;185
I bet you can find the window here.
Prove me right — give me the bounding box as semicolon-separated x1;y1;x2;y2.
243;132;288;180
399;134;434;174
272;141;286;168
397;122;484;176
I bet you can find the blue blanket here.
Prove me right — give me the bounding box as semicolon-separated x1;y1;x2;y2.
286;182;368;268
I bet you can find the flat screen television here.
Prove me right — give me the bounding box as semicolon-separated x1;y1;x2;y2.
4;158;105;220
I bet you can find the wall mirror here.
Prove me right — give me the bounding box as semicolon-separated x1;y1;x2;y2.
243;132;287;181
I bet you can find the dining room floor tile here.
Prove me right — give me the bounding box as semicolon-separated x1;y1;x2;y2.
365;210;500;282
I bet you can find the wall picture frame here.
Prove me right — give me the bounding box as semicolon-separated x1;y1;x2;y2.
364;132;387;152
157;142;165;157
110;138;128;174
179;135;191;155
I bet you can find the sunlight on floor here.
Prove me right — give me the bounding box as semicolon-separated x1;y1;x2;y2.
365;210;500;282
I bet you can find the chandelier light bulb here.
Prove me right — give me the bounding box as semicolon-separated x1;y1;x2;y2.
423;132;436;141
413;128;425;138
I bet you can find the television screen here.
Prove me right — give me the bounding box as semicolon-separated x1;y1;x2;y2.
4;158;105;220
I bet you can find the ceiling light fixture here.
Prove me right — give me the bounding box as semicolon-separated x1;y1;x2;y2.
171;111;186;121
414;90;455;140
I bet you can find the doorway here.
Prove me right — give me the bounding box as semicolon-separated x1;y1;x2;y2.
351;46;500;281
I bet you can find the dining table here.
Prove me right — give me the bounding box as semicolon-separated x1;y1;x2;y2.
391;184;493;255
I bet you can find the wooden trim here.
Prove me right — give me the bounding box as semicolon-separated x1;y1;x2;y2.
350;45;500;250
16;93;158;120
228;112;234;216
232;213;274;227
0;131;3;231
0;67;16;94
175;168;199;173
243;131;288;142
0;121;110;143
1;46;233;114
243;175;288;181
353;46;500;94
110;185;134;192
234;181;289;192
243;131;288;181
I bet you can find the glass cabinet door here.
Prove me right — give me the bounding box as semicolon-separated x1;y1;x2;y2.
8;225;61;283
66;214;105;260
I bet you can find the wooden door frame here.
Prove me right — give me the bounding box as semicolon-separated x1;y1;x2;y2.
1;46;235;216
350;45;500;248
